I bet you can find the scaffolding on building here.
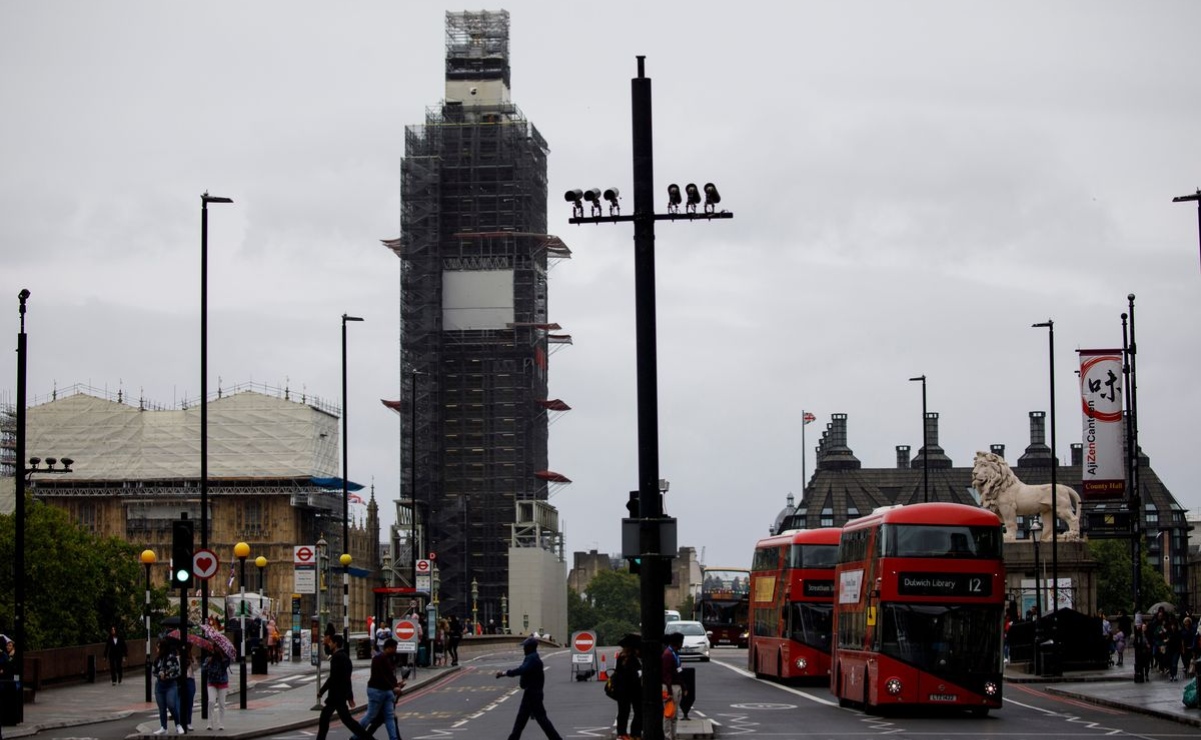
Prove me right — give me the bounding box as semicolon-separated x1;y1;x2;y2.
383;9;570;620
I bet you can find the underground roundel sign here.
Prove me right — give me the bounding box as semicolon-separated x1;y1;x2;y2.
572;630;596;654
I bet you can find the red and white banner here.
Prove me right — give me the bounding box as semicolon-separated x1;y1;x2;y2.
1078;349;1125;499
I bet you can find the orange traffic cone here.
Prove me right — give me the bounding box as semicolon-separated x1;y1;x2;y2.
598;651;608;681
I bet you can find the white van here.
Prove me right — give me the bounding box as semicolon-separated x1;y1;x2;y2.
665;610;681;622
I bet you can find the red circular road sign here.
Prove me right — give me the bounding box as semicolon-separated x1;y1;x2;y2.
193;549;219;579
394;619;418;642
295;546;314;564
415;559;431;574
573;631;596;653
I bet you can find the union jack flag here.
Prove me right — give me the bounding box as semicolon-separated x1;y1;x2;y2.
803;411;817;425
226;563;236;588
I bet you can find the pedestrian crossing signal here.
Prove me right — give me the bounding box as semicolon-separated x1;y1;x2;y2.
172;518;194;588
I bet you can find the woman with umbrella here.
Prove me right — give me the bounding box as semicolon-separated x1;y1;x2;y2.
203;643;231;730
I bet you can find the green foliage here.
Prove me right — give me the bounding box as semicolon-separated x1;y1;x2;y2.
1089;538;1174;615
675;594;696;621
0;494;166;648
569;569;646;646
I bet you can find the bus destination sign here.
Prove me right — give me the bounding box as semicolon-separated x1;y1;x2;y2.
897;572;992;597
802;580;834;598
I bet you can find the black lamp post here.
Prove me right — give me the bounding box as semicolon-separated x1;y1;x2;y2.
141;549;157;702
1171;189;1201;269
1032;319;1060;676
909;375;928;503
256;556;268;652
341;313;363;647
409;369;422;590
234;542;250;709
565;58;732;740
200;191;232;720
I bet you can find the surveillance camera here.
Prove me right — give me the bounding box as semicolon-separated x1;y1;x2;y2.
470;87;478;95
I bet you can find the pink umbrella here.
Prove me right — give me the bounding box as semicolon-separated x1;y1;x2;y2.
202;623;237;659
166;629;215;653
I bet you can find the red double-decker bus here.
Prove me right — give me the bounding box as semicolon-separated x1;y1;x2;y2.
831;503;1005;715
747;527;841;681
696;567;750;648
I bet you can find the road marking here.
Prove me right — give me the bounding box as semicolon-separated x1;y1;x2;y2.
710;656;840;707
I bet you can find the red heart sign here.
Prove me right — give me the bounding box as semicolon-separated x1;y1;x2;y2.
197;556;213;572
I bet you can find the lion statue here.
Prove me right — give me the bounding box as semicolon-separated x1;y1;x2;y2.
971;451;1081;542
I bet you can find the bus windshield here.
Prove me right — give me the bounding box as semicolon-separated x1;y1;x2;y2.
878;603;1002;679
788;602;833;652
789;543;838;569
881;524;1002;559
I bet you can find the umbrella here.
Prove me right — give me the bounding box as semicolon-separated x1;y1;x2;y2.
166;629;215;653
166;630;214;652
203;623;237;660
1147;602;1176;615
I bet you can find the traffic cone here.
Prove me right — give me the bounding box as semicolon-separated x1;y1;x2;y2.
598;651;608;681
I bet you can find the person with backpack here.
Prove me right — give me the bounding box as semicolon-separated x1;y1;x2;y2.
610;634;642;740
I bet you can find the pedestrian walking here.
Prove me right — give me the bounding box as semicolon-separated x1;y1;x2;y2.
613;633;642;740
316;633;372;740
661;631;684;740
357;638;405;740
103;626;128;685
1133;623;1152;683
152;641;184;735
447;615;463;666
1113;627;1126;667
203;647;230;731
374;622;392;657
495;636;563;740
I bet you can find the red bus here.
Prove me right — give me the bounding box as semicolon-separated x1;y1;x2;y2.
696;567;750;648
831;503;1005;715
747;528;841;681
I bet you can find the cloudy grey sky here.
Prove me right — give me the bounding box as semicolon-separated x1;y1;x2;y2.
3;1;1199;570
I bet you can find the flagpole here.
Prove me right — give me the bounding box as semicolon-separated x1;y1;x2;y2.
801;409;807;493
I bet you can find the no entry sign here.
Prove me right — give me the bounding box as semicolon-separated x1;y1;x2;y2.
572;630;596;654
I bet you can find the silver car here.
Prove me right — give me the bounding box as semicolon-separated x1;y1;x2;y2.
665;620;711;662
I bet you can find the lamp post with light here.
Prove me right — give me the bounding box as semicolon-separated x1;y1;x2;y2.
501;594;508;634
1031;319;1061;676
909;375;928;503
341;313;363;647
315;536;327;705
141;549;157;702
1172;188;1201;269
256;556;268;664
234;542;250;709
565;57;732;740
200;191;232;721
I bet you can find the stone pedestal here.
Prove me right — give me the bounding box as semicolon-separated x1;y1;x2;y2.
1003;539;1097;618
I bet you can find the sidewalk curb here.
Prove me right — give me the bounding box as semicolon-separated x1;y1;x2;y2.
1045;685;1201;728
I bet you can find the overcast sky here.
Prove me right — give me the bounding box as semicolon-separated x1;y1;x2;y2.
3;1;1199;571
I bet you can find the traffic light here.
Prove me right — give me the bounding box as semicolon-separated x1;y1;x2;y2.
627;556;641;575
172;518;194;588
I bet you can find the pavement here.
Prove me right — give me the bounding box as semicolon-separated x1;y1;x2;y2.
1;656;1196;739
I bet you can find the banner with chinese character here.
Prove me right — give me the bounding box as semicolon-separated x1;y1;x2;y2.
1078;349;1125;499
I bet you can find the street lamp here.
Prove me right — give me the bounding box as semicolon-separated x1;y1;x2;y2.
1029;518;1043;676
408;369;423;591
315;535;327;706
566;59;733;740
1032;319;1060;676
909;375;928;503
255;556;268;651
200;191;232;722
341;313;363;648
234;542;250;709
141;549;157;703
1171;188;1201;270
500;593;508;634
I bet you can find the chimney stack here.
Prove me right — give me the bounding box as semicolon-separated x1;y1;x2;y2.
896;445;911;469
911;412;953;469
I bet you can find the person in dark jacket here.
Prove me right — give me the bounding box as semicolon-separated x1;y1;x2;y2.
613;633;642;740
495;637;562;740
103;626;128;685
316;633;372;740
447;615;463;666
358;638;405;740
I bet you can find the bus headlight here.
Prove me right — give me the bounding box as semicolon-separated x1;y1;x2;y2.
795;657;808;671
885;677;903;695
984;681;999;696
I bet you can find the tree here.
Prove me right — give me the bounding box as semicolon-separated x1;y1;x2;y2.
1089;538;1174;616
0;494;161;648
570;569;641;646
